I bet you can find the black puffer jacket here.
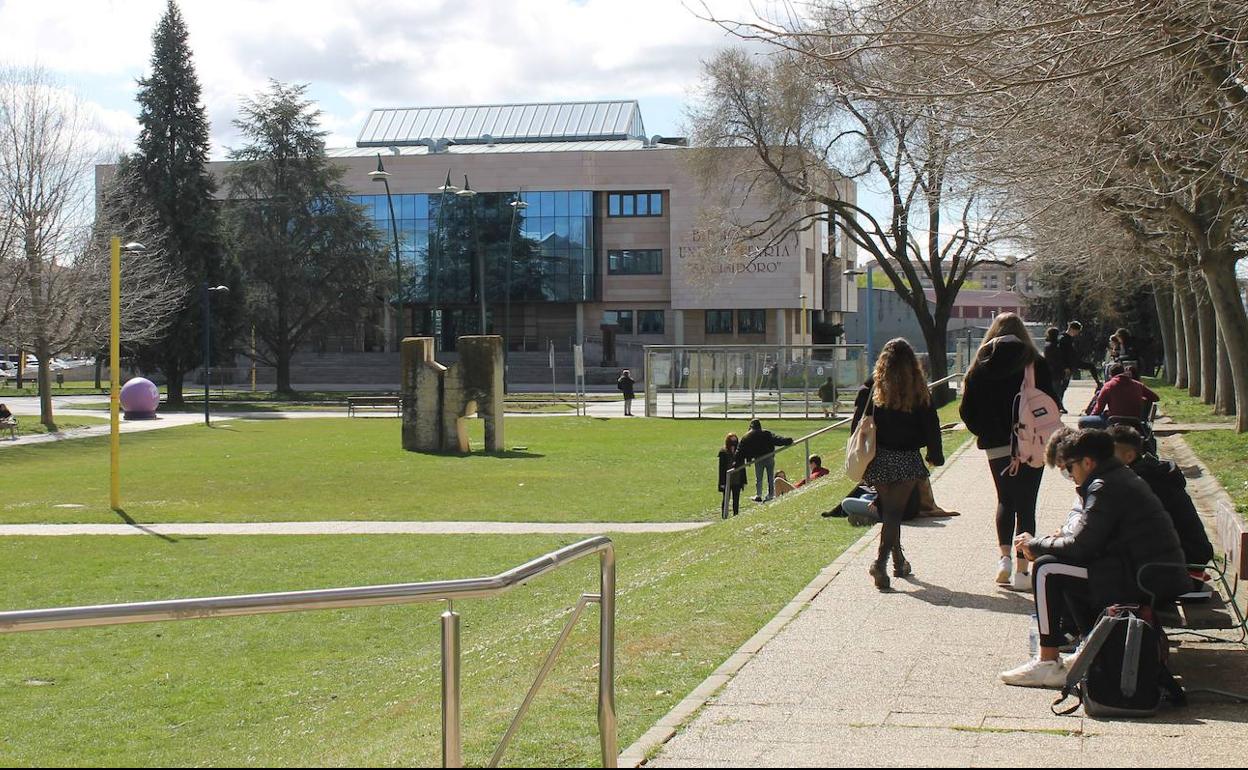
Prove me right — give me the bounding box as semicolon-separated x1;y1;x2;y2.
736;428;793;463
1028;459;1190;607
718;449;746;491
959;335;1059;450
1130;454;1215;566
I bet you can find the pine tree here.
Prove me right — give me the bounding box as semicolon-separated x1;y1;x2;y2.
131;0;240;405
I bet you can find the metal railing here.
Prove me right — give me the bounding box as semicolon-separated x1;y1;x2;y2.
0;537;618;769
720;373;964;518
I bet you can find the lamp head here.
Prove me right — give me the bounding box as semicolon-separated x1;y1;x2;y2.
456;174;476;198
368;153;391;183
437;169;459;194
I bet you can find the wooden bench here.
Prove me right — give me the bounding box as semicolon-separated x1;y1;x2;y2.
346;396;402;418
1;416;16;439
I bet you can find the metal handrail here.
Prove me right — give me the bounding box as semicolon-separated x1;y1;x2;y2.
720;373;964;517
0;536;618;769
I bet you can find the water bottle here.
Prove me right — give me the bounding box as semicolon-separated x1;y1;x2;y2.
1028;614;1040;658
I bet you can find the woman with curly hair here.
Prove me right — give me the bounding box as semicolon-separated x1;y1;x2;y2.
959;312;1059;591
851;338;944;591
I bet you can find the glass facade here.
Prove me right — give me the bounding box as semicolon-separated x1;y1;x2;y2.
351;190;596;305
607;191;663;217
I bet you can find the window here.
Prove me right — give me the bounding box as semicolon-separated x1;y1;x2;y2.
603;310;634;334
738;309;766;335
705;310;733;335
607;191;664;217
638;310;665;334
608;249;663;275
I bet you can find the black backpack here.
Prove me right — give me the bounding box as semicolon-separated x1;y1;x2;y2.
1053;605;1185;718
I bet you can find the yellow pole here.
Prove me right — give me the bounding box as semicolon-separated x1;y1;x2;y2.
110;236;121;511
800;293;808;341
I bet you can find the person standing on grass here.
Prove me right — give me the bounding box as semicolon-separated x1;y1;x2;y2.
852;338;944;591
617;369;636;416
960;312;1060;592
736;419;794;502
818;376;838;417
717;433;746;518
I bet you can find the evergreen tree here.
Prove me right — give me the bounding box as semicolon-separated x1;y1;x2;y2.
223;81;385;393
130;0;240;405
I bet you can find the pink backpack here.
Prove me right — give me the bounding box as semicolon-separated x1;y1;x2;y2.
1006;363;1063;475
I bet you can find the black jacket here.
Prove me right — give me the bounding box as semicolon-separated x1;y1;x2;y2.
1057;333;1098;380
1028;459;1189;606
851;379;944;466
1130;454;1215;566
959;336;1059;450
718;449;746;491
1043;340;1063;378
736;428;793;463
617;375;635;397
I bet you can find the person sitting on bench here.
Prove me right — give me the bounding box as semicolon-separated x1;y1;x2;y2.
0;403;15;438
1108;425;1214;570
999;429;1189;689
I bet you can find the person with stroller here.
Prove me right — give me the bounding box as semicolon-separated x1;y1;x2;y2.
851;338;945;591
1079;363;1158;430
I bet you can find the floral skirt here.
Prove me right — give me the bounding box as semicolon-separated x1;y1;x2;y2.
863;448;928;487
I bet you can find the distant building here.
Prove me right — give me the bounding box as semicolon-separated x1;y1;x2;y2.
842;286;1028;356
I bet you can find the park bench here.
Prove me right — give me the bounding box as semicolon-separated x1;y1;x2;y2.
346;395;402;418
1;416;15;439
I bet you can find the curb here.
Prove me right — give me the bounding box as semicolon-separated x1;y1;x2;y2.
617;437;975;767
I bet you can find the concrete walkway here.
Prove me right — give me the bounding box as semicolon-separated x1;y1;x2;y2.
0;521;711;537
646;381;1248;767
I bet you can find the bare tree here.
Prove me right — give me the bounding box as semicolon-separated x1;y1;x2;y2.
0;66;184;427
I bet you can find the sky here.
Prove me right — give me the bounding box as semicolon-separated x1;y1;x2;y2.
0;0;759;154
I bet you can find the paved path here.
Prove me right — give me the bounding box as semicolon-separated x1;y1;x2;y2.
646;381;1248;767
0;520;711;537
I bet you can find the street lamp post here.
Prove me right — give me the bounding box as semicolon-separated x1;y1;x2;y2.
506;195;528;383
369;154;404;350
456;176;485;335
432;172;460;350
203;283;230;426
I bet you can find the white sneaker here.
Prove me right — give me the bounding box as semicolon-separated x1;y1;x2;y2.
1011;570;1032;592
996;556;1012;585
999;658;1068;689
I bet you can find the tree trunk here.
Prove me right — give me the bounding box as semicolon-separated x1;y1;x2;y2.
1177;283;1202;397
276;344;293;394
1216;322;1236;416
924;313;954;407
35;339;54;429
1201;258;1248;432
166;369;185;407
1173;277;1188;389
1194;279;1218;405
1153;284;1177;384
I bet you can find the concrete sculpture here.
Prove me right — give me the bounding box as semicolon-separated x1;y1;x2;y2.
401;335;504;454
119;377;160;419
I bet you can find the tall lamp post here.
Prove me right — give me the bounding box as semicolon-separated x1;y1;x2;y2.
432;172;460;350
110;239;145;512
456;176;486;335
506;194;528;381
369;154;404;349
202;284;230;426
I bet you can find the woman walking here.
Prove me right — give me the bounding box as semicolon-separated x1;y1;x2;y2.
717;433;746;518
851;338;944;591
617;369;636;416
959;313;1059;591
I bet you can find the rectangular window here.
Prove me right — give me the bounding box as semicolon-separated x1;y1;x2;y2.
603;310;634;334
705;310;733;335
607;249;663;275
638;310;664;334
738;309;766;335
607;191;664;218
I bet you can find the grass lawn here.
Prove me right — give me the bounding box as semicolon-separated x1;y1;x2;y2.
1184;430;1248;517
0;417;850;525
1145;377;1234;424
5;415;108;438
0;483;867;766
0;380;112;397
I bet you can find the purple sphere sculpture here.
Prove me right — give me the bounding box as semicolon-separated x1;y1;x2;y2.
120;377;160;419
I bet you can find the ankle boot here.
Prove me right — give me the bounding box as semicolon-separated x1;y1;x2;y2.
868;561;891;590
892;547;913;578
